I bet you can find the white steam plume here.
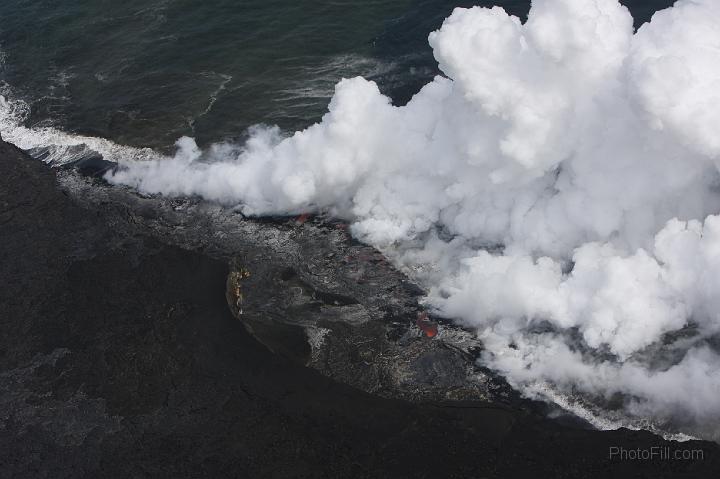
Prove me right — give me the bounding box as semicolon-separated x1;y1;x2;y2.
108;0;720;439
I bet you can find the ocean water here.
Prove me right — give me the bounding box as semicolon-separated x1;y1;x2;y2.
0;0;669;150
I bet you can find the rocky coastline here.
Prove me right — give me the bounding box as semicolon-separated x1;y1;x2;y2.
1;135;718;478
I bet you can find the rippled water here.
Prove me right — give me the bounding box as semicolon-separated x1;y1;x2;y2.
0;0;670;150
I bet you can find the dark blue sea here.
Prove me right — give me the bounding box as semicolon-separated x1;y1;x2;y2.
0;0;673;151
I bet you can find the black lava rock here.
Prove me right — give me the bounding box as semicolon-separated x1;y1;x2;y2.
1;137;719;478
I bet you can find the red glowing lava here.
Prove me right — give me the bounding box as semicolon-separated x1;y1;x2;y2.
416;312;438;338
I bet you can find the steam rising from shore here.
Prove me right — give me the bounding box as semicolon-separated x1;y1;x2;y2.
6;0;720;438
109;0;720;438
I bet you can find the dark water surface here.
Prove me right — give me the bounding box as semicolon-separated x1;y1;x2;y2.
0;0;673;150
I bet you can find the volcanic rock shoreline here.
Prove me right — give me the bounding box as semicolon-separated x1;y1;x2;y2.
1;135;719;478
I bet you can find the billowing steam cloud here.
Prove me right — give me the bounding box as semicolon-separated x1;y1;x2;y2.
109;0;720;439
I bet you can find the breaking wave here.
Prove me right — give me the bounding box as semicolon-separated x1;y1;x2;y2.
0;88;163;165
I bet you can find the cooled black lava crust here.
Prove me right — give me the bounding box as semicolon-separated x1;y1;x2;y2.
1;136;718;478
